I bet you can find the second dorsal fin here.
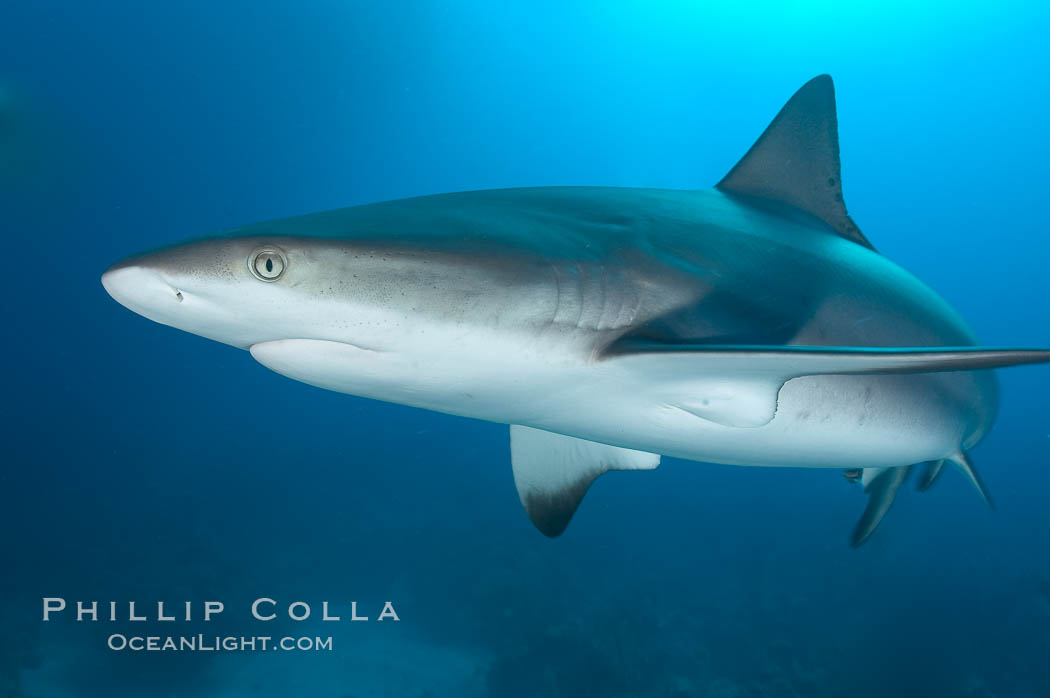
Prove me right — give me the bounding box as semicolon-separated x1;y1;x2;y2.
716;75;874;251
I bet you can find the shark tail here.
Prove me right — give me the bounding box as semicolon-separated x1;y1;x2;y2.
914;453;993;506
947;451;994;509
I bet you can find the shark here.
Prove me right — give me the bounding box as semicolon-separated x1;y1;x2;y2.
102;75;1050;546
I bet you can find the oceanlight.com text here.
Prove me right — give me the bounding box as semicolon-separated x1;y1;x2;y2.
107;634;334;652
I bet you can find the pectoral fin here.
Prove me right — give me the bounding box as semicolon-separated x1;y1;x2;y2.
605;342;1050;430
673;380;782;427
509;426;659;537
605;342;1050;376
860;466;884;489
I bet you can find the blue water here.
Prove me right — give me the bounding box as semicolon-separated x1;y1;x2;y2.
3;2;1050;696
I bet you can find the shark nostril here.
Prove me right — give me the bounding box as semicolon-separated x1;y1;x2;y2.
174;289;183;302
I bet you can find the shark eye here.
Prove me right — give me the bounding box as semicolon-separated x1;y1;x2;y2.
249;247;286;281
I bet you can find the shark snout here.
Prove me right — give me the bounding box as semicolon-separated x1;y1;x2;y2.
102;262;185;321
101;249;274;350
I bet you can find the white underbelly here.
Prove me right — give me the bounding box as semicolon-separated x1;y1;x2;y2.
533;373;971;469
249;336;981;470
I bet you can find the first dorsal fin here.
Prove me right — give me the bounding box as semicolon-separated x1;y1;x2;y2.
716;75;874;251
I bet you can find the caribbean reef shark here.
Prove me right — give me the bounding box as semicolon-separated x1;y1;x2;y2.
102;75;1050;546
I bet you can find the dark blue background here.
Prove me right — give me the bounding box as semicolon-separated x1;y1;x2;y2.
2;2;1049;696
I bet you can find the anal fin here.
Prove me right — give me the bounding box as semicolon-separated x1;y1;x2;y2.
509;426;659;537
916;460;946;491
